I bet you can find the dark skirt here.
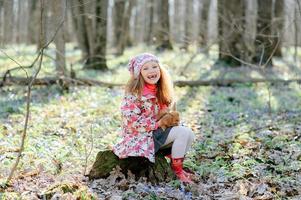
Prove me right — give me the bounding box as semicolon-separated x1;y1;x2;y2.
152;127;172;154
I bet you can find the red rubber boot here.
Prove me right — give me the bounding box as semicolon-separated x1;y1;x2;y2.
171;158;193;183
166;154;194;178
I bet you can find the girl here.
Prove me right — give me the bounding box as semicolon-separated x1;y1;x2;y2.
112;53;195;183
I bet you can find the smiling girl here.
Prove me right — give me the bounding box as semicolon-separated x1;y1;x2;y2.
112;53;195;183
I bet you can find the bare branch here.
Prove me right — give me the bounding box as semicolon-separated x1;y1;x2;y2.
4;0;67;186
83;125;94;176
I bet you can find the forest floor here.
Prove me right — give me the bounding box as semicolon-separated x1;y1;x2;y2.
0;45;301;199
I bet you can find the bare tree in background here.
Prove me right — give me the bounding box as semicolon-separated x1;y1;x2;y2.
244;0;257;64
144;0;154;45
155;0;172;50
272;0;284;57
217;0;280;67
254;0;274;67
123;1;134;48
1;0;41;46
133;0;143;45
28;0;39;45
172;0;184;44
90;0;108;70
293;0;301;62
70;0;89;60
0;0;4;46
113;0;125;55
198;0;210;52
183;0;193;50
37;0;48;49
3;0;13;45
51;0;67;76
64;7;76;43
0;0;298;69
17;1;30;44
113;0;133;56
70;0;108;70
218;0;247;66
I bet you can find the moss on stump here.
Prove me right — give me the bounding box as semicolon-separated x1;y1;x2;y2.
88;150;174;183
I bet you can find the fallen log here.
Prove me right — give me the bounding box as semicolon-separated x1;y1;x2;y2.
0;76;123;87
88;150;174;183
1;76;301;87
174;78;301;87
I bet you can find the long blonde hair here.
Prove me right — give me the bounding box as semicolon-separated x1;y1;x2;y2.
125;64;174;106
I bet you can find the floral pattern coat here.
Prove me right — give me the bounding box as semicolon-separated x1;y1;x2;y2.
112;92;162;163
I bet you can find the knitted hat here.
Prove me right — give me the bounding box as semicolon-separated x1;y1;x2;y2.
128;53;159;78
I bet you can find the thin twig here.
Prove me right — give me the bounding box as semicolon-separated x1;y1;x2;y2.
5;0;67;186
263;34;281;68
83;125;94;176
5;0;46;185
0;50;30;79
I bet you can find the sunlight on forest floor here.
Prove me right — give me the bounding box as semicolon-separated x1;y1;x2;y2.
0;45;301;199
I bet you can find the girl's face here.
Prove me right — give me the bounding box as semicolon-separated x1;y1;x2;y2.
140;61;161;85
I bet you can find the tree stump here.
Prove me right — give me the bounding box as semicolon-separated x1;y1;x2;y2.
88;149;174;183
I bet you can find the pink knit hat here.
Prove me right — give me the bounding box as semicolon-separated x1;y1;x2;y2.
128;53;159;78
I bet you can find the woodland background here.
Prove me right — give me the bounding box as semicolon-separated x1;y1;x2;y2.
0;0;301;199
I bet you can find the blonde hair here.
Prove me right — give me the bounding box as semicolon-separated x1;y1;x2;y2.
125;64;174;106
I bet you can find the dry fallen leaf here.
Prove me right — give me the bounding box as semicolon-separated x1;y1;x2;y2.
107;165;125;186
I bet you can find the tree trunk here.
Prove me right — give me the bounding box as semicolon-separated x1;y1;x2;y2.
14;0;19;44
144;0;154;45
172;0;184;44
253;0;274;67
293;1;300;62
218;0;246;67
64;6;75;43
37;0;48;49
113;0;130;56
155;0;172;51
88;150;174;183
3;0;14;45
133;0;144;45
113;0;125;55
272;0;284;57
70;0;108;70
0;0;4;46
198;0;210;51
27;0;38;45
51;0;67;77
70;0;90;59
85;0;108;70
18;1;29;44
120;0;134;50
183;0;193;50
244;0;257;64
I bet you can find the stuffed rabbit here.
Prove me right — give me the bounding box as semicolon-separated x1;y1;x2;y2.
157;102;180;130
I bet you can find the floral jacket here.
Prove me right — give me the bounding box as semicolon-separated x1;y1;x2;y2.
112;92;162;163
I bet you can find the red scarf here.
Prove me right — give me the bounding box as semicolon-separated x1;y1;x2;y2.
142;83;167;110
142;83;157;96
